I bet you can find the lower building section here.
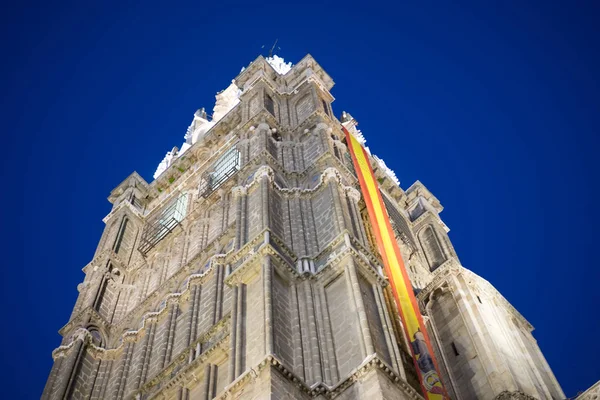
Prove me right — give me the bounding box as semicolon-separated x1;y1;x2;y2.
171;355;421;400
44;243;567;400
44;234;426;400
419;260;565;400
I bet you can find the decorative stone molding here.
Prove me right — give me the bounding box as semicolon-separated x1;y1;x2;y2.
52;247;234;360
59;306;110;338
346;186;362;202
211;354;423;400
494;390;538;400
313;232;387;286
102;197;144;223
235;160;356;204
577;380;600;400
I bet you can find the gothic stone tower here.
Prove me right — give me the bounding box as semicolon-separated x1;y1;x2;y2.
43;55;565;400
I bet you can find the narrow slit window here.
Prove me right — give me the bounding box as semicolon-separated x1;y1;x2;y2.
113;218;129;254
451;342;460;356
265;93;275;116
322;98;330;116
477;295;482;304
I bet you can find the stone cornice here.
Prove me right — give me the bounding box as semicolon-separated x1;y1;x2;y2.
233;163;358;203
405;181;443;213
82;248;126;274
210;354;422;400
59;307;109;338
108;171;149;203
238;122;356;184
494;390;538;400
313;232;387;286
102;197;144;224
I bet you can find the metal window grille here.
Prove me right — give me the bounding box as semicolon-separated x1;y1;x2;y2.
382;193;415;246
344;152;357;176
138;193;188;255
199;146;241;198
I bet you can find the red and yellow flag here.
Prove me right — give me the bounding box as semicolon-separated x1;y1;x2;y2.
343;126;448;400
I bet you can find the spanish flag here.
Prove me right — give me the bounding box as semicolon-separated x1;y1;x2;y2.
342;126;448;400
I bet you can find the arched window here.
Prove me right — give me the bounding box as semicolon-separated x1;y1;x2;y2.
419;226;445;271
113;217;129;254
88;327;103;347
93;263;114;314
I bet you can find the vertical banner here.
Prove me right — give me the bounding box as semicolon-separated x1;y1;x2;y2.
342;126;448;400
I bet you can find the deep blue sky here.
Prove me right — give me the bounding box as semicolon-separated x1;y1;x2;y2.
2;1;599;398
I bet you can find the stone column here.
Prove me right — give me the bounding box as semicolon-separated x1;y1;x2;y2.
290;284;305;379
346;187;368;246
53;340;84;400
297;281;313;382
345;258;374;357
96;359;113;400
115;341;134;399
41;357;63;399
313;284;332;384
213;265;223;324
260;172;270;231
263;255;273;355
328;182;346;234
228;285;238;382
232;187;247;250
374;284;405;379
165;304;178;366
303;279;322;384
235;283;245;377
136;321;156;389
188;284;202;345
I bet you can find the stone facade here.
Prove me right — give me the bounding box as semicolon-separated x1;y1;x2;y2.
43;54;565;399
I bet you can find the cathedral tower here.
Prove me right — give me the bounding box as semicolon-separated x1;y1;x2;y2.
43;54;564;400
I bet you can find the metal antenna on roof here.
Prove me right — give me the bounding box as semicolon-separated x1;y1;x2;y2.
268;39;279;57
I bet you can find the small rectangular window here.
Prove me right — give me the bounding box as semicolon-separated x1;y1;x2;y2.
322;99;330;116
265;93;275;116
477;295;482;304
130;194;143;210
451;342;460;356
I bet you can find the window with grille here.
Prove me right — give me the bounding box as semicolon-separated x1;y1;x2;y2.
265;93;275;116
138;193;188;255
382;193;414;246
199;146;241;198
344;152;356;176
